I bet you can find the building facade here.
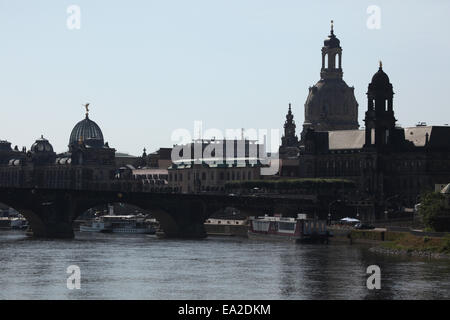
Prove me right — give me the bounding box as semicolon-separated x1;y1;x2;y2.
278;25;450;218
168;163;261;193
285;64;450;219
168;139;266;193
0;109;132;191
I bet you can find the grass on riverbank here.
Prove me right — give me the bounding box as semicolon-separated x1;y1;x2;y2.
381;234;450;254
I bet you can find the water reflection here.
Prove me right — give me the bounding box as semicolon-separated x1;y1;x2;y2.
0;230;449;299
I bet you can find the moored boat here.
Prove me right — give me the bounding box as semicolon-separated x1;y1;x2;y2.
248;214;328;243
0;216;29;230
79;215;155;234
10;217;29;230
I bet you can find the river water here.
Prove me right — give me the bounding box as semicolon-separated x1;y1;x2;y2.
0;230;449;300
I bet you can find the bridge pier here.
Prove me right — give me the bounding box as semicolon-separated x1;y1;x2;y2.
0;189;78;239
23;198;76;239
159;223;207;239
27;221;74;239
150;203;208;239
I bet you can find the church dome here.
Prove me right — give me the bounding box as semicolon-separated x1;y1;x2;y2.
31;135;54;153
69;114;104;148
324;32;340;48
304;79;359;131
371;68;389;84
369;63;393;93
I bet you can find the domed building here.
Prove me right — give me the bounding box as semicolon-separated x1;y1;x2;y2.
301;22;359;139
69;112;105;148
296;62;450;219
31;135;54;153
68;107;115;166
30;135;56;164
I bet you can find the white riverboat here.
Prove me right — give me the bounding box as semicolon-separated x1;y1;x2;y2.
0;216;29;230
80;215;156;234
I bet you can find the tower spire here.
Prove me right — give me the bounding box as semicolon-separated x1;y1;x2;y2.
281;103;298;147
331;20;334;34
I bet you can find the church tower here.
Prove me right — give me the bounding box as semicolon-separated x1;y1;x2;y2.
363;62;397;150
279;103;300;176
320;20;343;80
301;21;359;140
281;103;299;148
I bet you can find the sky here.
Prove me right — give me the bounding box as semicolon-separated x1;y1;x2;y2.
0;0;449;155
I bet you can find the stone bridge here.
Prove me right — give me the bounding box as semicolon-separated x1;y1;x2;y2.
0;187;316;239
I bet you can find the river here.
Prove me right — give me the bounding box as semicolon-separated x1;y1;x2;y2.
0;230;449;300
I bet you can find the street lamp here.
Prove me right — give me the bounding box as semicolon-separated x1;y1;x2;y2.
328;200;341;225
384;194;399;220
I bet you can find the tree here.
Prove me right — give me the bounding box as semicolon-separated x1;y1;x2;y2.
419;191;450;232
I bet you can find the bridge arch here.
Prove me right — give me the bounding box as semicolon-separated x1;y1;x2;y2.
0;202;43;234
0;188;213;239
0;189;69;238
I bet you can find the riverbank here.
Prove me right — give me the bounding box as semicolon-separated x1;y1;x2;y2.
329;227;450;259
369;245;450;259
374;233;450;259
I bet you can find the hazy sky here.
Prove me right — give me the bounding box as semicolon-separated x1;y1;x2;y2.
1;0;449;155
